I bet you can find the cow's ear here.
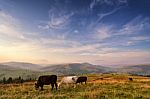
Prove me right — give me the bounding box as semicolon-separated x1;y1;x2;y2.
72;77;76;81
72;77;75;80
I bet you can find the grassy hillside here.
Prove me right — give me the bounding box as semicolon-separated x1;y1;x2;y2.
0;69;55;81
41;63;113;74
1;62;150;81
0;74;150;99
0;68;39;80
0;64;40;80
118;64;150;75
0;63;53;80
1;62;42;71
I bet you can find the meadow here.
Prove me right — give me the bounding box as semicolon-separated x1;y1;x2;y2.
0;74;150;99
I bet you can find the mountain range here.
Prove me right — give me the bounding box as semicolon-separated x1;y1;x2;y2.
1;62;42;71
0;62;150;80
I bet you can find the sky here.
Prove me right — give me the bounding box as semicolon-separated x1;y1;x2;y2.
0;0;150;66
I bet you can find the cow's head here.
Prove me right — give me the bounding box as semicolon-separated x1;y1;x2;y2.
35;83;39;89
72;76;78;82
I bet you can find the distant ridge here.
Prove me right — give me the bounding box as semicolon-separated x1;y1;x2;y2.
0;62;42;71
0;64;19;70
118;64;150;75
0;61;150;79
41;62;113;74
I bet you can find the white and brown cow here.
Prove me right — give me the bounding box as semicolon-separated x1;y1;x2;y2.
58;76;78;88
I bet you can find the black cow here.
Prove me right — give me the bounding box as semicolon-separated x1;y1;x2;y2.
76;76;87;84
35;75;57;90
129;78;133;81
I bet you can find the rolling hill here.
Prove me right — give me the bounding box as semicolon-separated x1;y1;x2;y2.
0;64;41;80
117;64;150;75
41;63;114;74
0;62;113;80
0;61;150;80
0;64;18;71
0;62;42;71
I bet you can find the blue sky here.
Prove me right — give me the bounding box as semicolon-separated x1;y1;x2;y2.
0;0;150;65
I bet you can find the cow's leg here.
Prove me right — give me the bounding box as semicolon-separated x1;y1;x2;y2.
55;83;58;90
51;84;54;90
85;81;86;84
73;84;76;88
40;85;44;91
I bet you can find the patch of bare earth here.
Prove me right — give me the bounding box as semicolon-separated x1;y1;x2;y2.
142;84;150;89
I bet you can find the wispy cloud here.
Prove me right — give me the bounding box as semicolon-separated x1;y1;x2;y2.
90;0;128;24
38;24;49;30
124;36;150;46
131;36;150;41
0;11;43;62
92;24;113;40
91;15;150;47
48;11;74;30
90;0;128;8
90;0;117;10
116;16;150;35
90;0;96;9
87;0;128;33
97;7;120;22
38;6;74;30
0;11;26;42
92;50;150;65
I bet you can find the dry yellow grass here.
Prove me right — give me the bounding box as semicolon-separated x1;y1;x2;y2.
0;74;150;99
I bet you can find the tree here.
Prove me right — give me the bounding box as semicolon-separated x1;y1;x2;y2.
18;76;21;80
3;77;6;84
7;77;13;83
18;76;24;83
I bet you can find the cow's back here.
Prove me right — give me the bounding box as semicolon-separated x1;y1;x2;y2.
49;75;57;83
38;75;57;85
76;76;87;83
62;76;76;83
58;76;77;87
